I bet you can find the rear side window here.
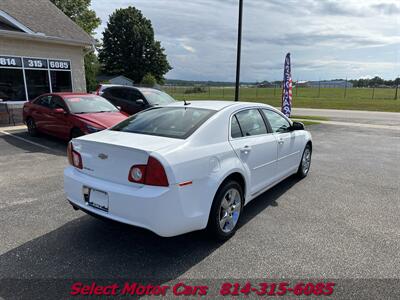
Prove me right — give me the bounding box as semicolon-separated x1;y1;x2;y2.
233;109;268;137
108;88;127;99
34;95;52;108
112;107;216;139
231;116;243;138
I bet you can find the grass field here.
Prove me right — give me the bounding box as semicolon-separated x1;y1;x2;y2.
290;115;330;121
163;86;400;112
291;120;321;126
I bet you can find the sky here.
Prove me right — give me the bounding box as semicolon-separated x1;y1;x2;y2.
91;0;400;82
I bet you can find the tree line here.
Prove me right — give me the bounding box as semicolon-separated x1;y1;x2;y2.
349;77;400;88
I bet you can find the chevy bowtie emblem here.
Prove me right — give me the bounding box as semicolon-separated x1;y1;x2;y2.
98;153;108;160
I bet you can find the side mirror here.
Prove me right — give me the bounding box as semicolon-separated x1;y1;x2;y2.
136;99;145;106
53;108;66;114
291;121;305;131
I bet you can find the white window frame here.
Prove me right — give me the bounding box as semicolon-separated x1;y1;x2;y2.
0;54;73;101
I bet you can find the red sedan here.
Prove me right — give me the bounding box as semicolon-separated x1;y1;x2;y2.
23;93;129;140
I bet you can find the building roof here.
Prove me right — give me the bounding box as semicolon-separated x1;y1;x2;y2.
0;0;94;46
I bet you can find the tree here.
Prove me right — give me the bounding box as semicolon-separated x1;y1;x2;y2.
141;73;157;86
99;7;172;84
50;0;101;91
50;0;100;35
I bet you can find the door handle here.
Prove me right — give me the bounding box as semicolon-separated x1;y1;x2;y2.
240;145;251;154
278;138;284;145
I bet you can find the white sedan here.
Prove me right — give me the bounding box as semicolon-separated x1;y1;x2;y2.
64;101;312;240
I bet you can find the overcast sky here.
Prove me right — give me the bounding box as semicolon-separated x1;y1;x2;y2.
91;0;400;82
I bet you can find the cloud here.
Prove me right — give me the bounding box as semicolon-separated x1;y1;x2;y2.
182;44;196;53
370;3;400;15
91;0;400;81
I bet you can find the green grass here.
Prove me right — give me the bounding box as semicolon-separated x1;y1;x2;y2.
290;115;330;121
164;86;400;112
291;120;321;126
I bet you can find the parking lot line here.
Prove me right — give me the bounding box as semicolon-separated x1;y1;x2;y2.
0;130;54;152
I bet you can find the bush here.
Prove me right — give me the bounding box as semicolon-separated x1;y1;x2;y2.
141;73;157;86
184;86;206;94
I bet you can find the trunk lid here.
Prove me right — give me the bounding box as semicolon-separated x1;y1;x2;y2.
72;130;184;185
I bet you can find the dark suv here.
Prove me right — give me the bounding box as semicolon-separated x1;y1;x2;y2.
98;85;175;115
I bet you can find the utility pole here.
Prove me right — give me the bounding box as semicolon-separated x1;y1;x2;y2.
234;0;243;101
344;77;348;99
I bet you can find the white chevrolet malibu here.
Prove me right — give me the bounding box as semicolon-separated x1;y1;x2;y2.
64;101;312;240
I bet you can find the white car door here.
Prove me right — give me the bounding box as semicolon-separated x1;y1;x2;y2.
229;109;278;196
262;109;302;178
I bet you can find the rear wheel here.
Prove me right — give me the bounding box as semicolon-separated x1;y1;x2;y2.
207;181;243;241
70;128;84;140
297;144;312;178
26;118;38;137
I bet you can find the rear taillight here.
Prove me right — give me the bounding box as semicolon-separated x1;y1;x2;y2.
67;142;83;169
128;156;169;187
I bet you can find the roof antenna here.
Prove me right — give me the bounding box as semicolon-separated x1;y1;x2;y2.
183;99;191;106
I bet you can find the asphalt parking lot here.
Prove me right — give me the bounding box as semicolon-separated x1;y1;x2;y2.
0;123;399;298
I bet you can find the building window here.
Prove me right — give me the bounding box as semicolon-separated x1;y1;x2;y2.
0;55;72;101
25;70;50;100
0;68;26;101
50;71;72;92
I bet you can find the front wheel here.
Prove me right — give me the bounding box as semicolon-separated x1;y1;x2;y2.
297;144;312;178
207;181;244;241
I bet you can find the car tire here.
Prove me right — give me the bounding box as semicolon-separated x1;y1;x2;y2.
297;144;312;178
70;128;84;140
26;118;38;137
207;180;244;241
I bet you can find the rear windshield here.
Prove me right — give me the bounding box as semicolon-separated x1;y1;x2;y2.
111;107;216;139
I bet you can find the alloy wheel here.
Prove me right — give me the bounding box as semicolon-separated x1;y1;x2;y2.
219;188;242;233
302;147;311;174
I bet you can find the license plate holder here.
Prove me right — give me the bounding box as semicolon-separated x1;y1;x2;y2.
83;186;109;212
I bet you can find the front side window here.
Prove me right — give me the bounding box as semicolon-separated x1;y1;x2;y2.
127;89;144;103
262;109;291;133
64;96;118;114
234;109;268;137
50;96;67;110
112;107;216;139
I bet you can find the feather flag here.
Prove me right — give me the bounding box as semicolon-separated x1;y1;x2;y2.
281;53;293;117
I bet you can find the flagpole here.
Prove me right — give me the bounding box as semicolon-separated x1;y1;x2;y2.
234;0;243;102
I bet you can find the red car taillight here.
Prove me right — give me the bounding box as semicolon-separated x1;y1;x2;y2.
128;156;169;187
67;142;83;169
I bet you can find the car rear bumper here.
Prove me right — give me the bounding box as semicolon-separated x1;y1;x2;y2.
64;166;207;237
